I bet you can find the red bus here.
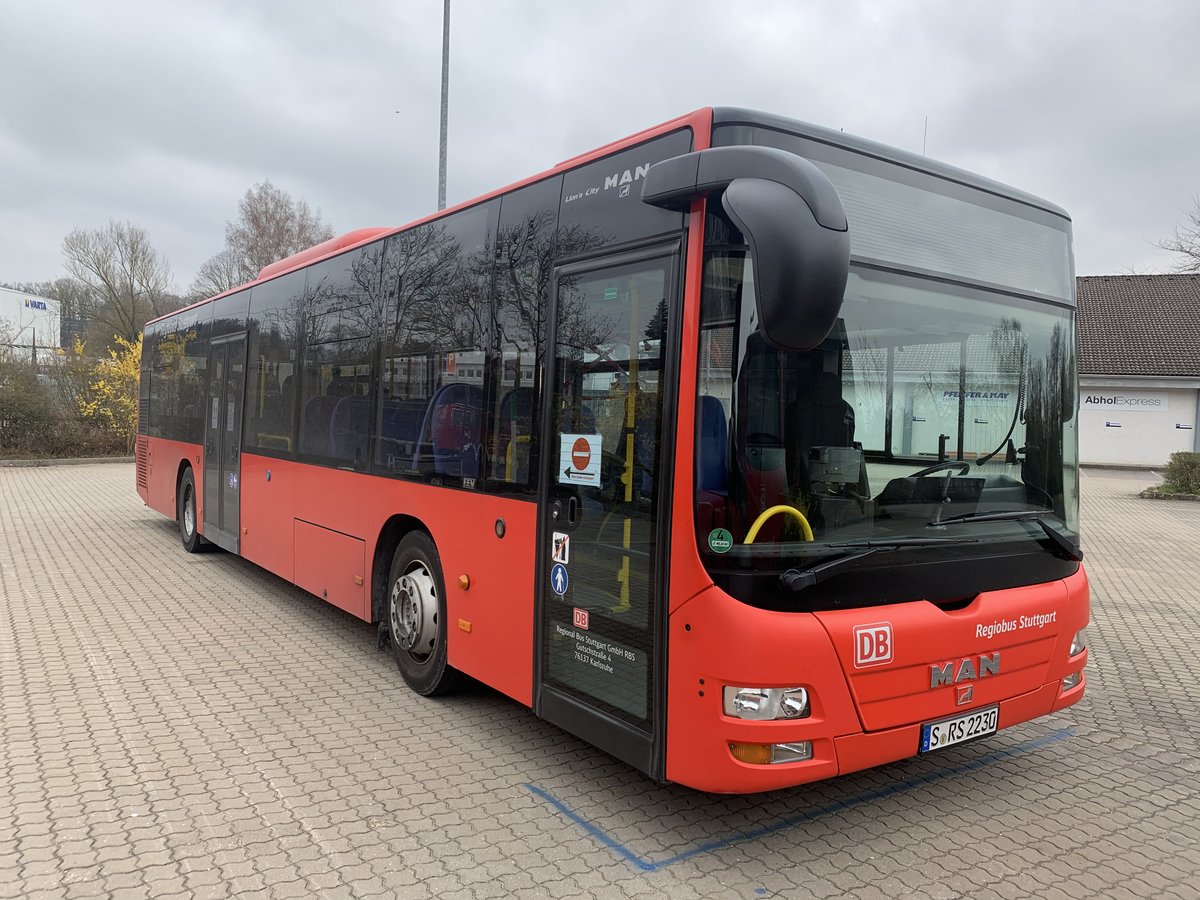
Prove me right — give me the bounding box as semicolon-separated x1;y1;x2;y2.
137;107;1087;793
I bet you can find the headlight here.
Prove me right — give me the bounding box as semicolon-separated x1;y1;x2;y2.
1069;629;1087;657
723;686;810;720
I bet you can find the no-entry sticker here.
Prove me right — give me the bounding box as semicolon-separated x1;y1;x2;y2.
559;433;602;486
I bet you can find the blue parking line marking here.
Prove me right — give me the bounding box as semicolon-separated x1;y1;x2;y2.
523;783;656;871
523;727;1074;873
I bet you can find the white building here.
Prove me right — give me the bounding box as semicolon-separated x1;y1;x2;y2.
1077;274;1200;467
0;285;60;364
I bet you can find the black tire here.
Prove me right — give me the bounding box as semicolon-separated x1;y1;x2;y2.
387;532;460;696
177;468;209;553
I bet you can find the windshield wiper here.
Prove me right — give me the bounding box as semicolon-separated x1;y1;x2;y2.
778;537;974;592
930;510;1083;561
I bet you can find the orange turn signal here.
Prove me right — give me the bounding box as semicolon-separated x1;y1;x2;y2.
728;742;772;765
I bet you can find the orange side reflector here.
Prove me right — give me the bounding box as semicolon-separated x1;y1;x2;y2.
728;742;772;765
458;619;472;633
353;575;364;586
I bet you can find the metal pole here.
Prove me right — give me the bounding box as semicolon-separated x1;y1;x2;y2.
438;0;450;211
1194;390;1200;454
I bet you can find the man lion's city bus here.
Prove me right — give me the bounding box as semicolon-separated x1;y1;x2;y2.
137;108;1087;793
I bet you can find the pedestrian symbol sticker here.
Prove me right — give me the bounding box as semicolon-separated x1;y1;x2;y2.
551;563;569;596
707;528;733;554
551;531;570;565
558;433;602;486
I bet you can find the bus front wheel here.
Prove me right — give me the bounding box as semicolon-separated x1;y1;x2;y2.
177;468;209;554
388;532;461;696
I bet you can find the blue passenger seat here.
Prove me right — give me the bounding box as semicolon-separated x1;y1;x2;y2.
698;394;729;495
413;383;484;480
330;396;370;465
301;395;339;457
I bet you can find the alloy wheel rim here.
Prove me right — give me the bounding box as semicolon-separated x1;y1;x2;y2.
390;562;438;660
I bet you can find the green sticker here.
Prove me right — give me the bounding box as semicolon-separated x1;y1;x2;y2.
707;528;733;554
603;287;619;301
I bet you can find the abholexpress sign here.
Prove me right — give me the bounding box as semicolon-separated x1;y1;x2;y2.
1081;391;1168;412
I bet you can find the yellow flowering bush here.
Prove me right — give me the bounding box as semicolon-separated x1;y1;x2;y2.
78;334;141;452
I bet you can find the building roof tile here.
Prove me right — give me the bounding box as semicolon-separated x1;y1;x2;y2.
1077;274;1200;377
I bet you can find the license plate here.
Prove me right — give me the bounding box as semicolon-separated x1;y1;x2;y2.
919;706;999;753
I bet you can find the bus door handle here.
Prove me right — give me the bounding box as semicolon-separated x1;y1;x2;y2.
550;496;580;526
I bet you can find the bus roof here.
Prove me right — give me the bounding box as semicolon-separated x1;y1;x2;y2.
711;107;1071;221
149;105;1068;329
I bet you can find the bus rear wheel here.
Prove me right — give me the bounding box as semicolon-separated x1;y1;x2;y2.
388;532;460;696
177;468;209;554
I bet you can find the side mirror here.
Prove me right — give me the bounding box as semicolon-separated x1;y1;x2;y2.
642;145;850;352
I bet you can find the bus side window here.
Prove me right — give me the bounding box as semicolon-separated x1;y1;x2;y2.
245;272;305;456
295;248;377;467
375;204;495;485
492;386;535;484
486;177;560;494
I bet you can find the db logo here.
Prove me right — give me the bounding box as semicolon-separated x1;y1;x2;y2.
573;608;589;630
853;622;893;668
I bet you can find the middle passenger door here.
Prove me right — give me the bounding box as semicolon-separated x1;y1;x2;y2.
535;241;680;778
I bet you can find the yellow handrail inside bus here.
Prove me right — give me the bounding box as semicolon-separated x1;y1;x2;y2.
744;505;814;543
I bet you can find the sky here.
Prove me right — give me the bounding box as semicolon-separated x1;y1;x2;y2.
2;0;1199;293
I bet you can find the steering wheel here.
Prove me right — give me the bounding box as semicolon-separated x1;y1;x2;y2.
910;461;971;477
744;505;814;544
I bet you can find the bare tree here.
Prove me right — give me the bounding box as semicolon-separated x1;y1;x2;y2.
0;320;16;364
61;221;177;347
42;277;90;316
1157;196;1200;273
189;248;243;300
191;180;334;297
0;280;52;295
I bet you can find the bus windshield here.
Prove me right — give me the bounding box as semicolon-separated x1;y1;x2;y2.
695;254;1080;602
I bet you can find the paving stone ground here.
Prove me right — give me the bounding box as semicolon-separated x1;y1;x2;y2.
1;464;1197;899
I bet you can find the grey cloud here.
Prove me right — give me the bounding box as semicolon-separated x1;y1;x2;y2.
1;0;1197;287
